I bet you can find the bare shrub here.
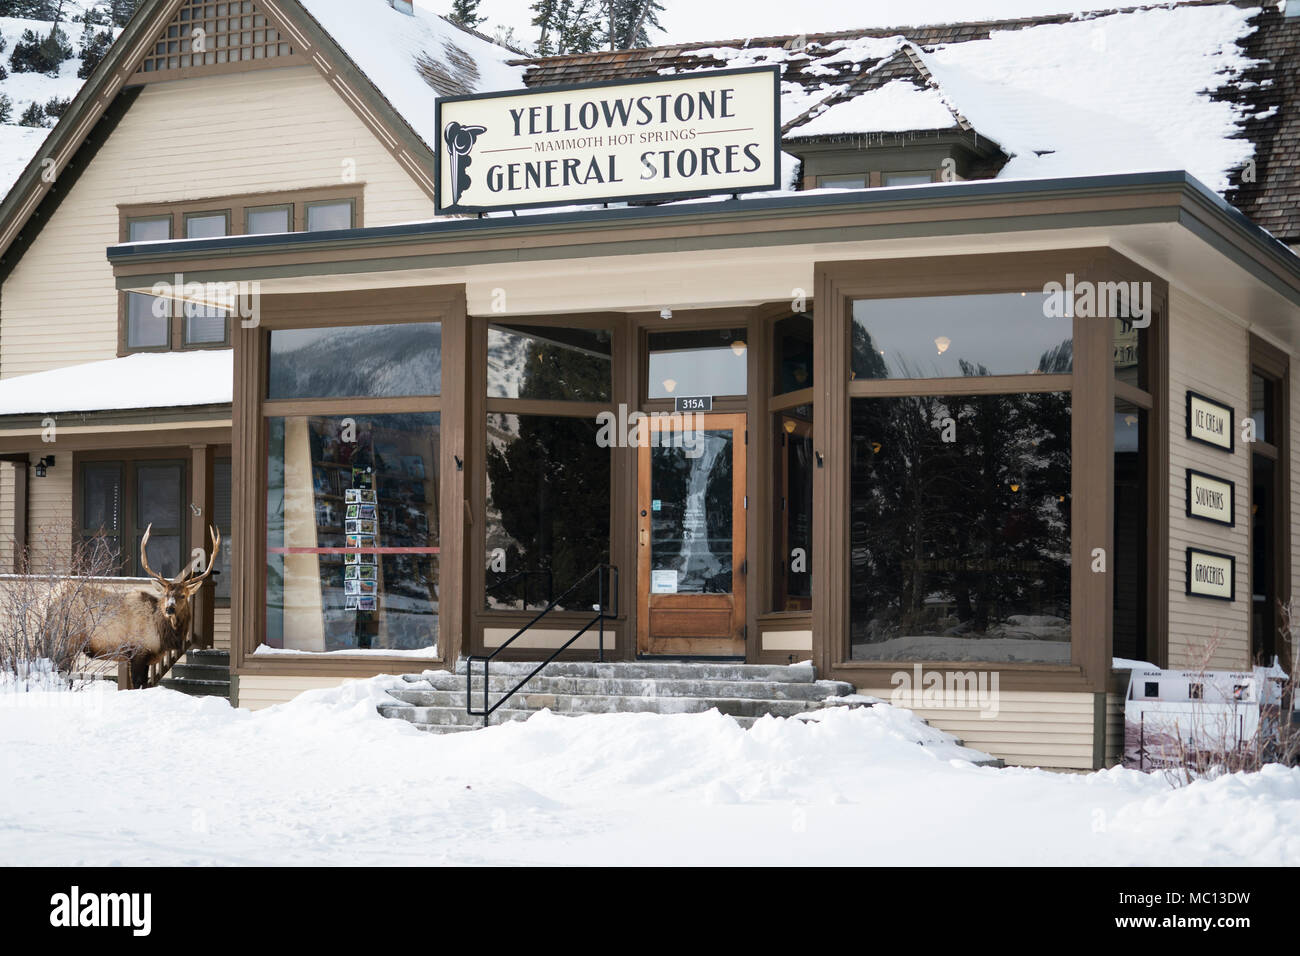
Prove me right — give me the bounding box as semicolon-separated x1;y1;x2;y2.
0;522;123;690
1161;623;1299;786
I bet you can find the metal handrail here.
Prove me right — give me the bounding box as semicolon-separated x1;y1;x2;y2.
466;564;618;725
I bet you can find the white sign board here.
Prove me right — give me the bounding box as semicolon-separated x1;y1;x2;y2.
1122;667;1267;770
1186;391;1234;451
434;66;781;214
1185;547;1235;601
1186;469;1235;526
650;569;678;594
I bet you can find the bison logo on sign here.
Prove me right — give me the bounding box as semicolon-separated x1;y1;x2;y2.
443;121;487;208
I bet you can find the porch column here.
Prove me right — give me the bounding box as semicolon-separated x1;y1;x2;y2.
190;443;215;650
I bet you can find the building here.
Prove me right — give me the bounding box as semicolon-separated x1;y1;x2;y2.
0;0;1298;768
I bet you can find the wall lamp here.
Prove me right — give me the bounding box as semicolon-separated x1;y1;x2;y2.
35;455;54;478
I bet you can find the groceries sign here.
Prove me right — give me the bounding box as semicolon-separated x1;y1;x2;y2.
434;66;781;214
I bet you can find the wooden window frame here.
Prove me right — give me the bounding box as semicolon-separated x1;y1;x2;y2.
74;451;191;579
183;209;232;240
118;186;364;356
244;203;293;235
1248;335;1291;668
813;249;1167;693
232;286;466;676
473;314;622;650
304;198;358;233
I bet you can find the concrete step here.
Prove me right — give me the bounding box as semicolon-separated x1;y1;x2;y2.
188;649;230;665
169;662;230;681
401;670;853;702
447;660;816;683
383;702;765;730
160;678;231;698
382;692;856;721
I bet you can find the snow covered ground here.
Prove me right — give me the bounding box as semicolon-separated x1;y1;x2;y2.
2;676;1299;866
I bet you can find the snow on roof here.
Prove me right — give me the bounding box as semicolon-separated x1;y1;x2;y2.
788;77;960;136
0;350;232;417
917;4;1261;189
296;0;525;151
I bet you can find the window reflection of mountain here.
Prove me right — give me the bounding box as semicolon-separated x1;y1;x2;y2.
487;323;612;401
270;324;442;398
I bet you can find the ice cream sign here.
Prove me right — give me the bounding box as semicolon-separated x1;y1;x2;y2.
434;66;781;214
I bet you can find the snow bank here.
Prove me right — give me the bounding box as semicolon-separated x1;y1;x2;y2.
4;675;1300;865
0;349;232;415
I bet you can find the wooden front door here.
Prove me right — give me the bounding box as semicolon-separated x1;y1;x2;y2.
637;413;746;657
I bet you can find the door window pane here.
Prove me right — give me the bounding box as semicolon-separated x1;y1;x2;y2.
851;294;1073;380
651;429;733;594
647;328;748;399
1114;316;1146;390
266;413;440;654
185;213;228;239
246;205;291;235
485;413;609;610
137;464;183;529
127;293;170;348
849;391;1072;662
1251;372;1274;444
773;314;813;394
268;323;441;399
487;324;612;402
82;463;123;571
306;201;353;232
773;405;813;611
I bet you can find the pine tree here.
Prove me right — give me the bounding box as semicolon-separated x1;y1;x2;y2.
532;0;603;56
18;100;47;127
77;24;113;79
447;0;484;29
607;0;663;50
44;94;70;118
0;93;12;124
110;0;139;28
0;29;7;82
0;2;59;17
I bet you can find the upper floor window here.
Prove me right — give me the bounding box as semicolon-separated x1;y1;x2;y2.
120;187;361;355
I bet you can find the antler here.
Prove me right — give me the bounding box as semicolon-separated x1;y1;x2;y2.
183;525;222;595
139;524;169;587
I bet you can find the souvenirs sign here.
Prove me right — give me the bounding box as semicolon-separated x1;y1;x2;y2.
1186;390;1234;451
1185;547;1235;601
434;66;781;214
1185;469;1235;526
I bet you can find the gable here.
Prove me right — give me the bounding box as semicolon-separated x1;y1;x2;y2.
131;0;308;82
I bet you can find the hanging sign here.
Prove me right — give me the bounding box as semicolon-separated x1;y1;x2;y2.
434;66;782;214
1185;547;1235;601
1185;469;1235;526
1186;391;1234;451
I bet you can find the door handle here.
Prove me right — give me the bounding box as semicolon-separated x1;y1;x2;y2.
639;528;647;547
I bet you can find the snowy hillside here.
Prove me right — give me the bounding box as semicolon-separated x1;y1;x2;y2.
0;1;122;193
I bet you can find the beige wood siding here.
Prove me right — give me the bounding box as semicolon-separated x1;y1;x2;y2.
25;465;73;569
1167;287;1250;669
859;686;1099;769
0;65;436;379
236;674;353;711
0;464;15;573
213;605;231;652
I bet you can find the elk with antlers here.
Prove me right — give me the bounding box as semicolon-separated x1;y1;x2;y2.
82;524;221;689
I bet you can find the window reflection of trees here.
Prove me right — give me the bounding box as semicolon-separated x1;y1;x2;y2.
484;324;613;612
849;337;1073;661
